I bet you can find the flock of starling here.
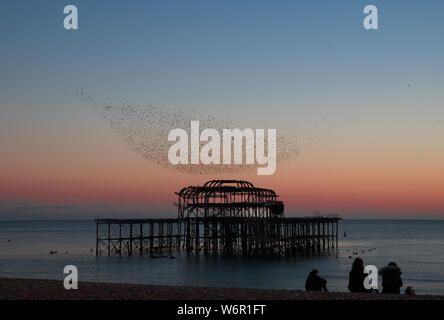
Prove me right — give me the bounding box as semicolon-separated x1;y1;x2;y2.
77;88;299;175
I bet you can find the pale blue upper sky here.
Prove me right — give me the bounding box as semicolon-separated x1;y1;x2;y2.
2;0;444;157
2;0;444;117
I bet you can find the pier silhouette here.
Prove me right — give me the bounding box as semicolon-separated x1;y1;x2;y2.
96;180;340;256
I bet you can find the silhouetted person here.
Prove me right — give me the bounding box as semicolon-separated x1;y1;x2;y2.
348;257;370;293
379;262;403;294
305;269;328;292
405;286;415;295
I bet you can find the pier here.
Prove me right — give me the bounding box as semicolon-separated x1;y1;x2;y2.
95;180;340;256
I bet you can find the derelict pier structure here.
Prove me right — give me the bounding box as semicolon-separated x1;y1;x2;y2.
95;180;340;256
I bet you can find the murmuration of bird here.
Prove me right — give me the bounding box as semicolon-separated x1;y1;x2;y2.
76;88;299;175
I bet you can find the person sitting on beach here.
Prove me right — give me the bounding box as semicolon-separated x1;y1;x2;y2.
348;257;371;293
379;262;403;294
405;286;415;295
305;269;328;292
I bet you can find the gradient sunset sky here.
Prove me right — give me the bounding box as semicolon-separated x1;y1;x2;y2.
1;0;444;219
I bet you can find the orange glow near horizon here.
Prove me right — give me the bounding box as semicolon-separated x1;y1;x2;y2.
1;142;444;218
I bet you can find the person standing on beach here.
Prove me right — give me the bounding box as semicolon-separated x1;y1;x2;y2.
305;269;328;292
348;258;371;293
379;262;403;294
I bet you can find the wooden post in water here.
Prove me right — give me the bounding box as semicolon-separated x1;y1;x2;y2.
322;221;325;250
129;223;133;256
317;221;321;253
107;222;110;256
139;223;143;256
335;220;338;249
95;221;99;256
195;217;199;253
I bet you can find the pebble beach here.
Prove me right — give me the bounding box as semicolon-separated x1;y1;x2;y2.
1;277;443;300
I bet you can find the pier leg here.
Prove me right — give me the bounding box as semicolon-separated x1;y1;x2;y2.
107;223;110;256
95;221;99;256
139;223;143;256
129;223;133;256
119;223;122;255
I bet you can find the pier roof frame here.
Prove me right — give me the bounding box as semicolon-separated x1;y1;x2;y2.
176;179;284;218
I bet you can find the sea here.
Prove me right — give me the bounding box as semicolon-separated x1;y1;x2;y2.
1;219;443;295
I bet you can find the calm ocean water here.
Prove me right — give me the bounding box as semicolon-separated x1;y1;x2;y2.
0;219;443;295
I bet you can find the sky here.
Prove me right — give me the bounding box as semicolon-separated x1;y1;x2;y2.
1;0;444;219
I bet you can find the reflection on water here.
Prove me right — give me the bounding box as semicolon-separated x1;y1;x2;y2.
1;220;444;294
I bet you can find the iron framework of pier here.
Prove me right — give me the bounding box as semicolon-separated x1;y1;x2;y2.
96;180;340;256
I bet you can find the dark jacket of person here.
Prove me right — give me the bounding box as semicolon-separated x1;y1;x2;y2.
305;270;328;292
348;268;369;293
379;263;403;294
348;258;370;293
